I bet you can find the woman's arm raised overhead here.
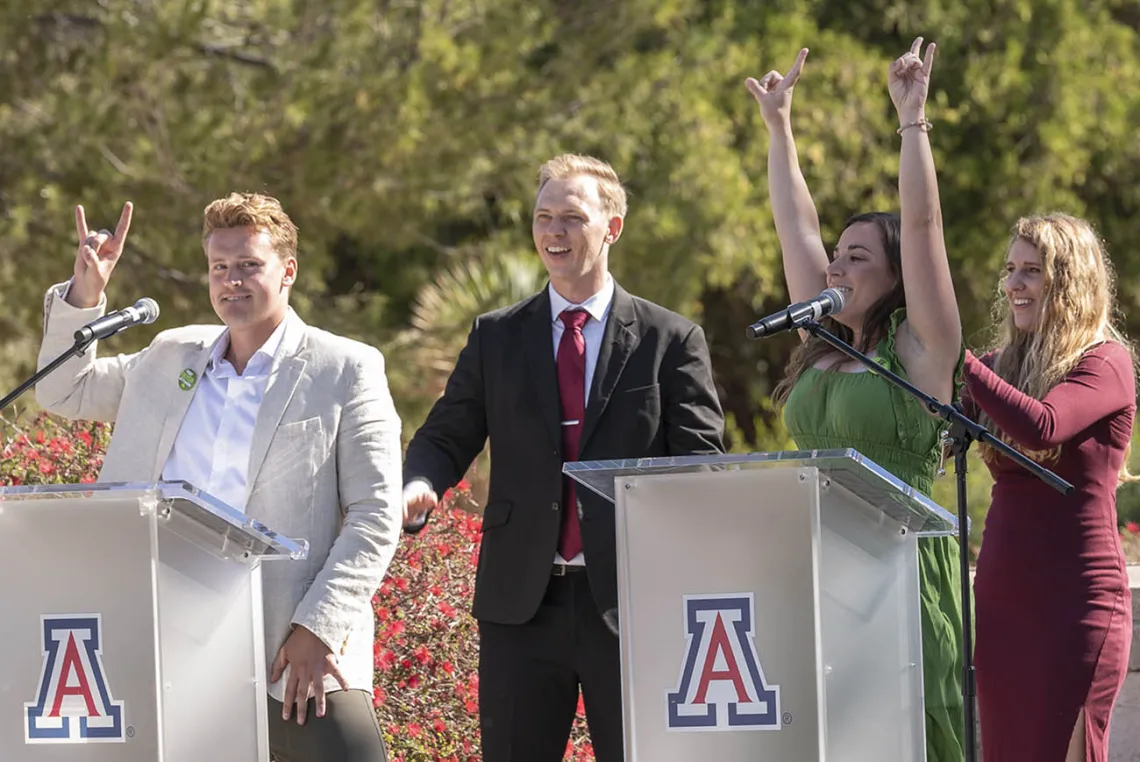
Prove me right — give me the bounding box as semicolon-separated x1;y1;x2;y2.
746;48;830;307
890;37;962;369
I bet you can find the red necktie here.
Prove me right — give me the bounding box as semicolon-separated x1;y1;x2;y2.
557;309;590;560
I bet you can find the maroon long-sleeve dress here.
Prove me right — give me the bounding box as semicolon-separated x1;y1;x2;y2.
964;342;1135;761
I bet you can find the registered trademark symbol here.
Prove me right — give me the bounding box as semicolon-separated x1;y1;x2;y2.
126;726;135;738
782;712;793;725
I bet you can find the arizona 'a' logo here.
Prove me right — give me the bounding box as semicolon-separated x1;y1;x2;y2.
24;614;126;743
666;593;780;731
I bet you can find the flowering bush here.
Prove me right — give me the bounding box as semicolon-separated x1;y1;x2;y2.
0;412;110;486
373;479;594;761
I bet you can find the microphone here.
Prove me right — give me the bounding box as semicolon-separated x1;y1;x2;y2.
74;298;160;344
746;288;844;339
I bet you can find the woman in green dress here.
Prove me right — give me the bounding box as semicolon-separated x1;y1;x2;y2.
746;38;966;761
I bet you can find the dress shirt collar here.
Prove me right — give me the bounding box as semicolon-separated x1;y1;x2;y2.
208;308;300;377
548;274;615;325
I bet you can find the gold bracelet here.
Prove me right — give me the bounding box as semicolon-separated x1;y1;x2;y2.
897;119;933;134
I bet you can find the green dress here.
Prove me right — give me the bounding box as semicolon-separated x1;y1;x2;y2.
783;309;965;762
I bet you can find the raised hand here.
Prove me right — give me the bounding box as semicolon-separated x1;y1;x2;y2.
745;48;809;127
889;37;936;124
70;202;133;308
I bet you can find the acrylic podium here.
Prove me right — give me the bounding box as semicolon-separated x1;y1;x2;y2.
0;481;308;761
565;449;958;762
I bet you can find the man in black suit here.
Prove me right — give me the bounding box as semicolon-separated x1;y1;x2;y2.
401;153;725;762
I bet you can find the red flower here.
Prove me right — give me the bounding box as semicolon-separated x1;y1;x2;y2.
48;437;73;454
1128;521;1140;535
374;648;397;672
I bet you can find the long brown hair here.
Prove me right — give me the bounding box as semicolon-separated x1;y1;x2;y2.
773;212;905;407
976;213;1138;482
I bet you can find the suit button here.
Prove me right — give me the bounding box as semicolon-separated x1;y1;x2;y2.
552;501;560;511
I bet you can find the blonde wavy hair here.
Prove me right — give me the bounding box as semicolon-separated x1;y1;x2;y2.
201;192;298;260
977;213;1137;483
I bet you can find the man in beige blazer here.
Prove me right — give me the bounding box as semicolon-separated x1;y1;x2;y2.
35;193;400;762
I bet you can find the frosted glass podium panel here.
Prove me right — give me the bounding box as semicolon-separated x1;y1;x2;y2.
0;481;307;762
565;450;958;762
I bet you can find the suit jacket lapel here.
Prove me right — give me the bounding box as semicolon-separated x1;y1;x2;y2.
523;289;563;453
580;286;638;450
151;339;215;480
247;332;308;489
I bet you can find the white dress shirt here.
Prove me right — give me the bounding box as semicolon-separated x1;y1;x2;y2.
549;275;614;565
161;311;299;511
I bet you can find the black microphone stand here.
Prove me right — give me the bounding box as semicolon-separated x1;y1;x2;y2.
796;319;1072;762
0;334;97;413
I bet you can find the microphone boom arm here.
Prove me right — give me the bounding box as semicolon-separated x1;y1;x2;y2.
801;320;1070;493
1;297;158;414
0;333;96;414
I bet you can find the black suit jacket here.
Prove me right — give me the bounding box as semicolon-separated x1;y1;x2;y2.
404;282;725;624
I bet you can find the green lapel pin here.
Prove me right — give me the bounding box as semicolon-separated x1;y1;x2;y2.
178;368;198;391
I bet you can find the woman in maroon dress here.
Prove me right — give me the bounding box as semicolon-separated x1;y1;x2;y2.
964;213;1136;761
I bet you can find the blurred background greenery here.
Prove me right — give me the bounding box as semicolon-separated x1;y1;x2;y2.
3;0;1140;551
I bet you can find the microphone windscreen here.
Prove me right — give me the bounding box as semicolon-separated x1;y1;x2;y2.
820;288;845;314
134;298;160;324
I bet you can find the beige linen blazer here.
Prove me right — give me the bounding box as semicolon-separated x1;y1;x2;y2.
35;284;402;700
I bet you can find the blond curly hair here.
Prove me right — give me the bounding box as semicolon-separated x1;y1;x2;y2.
202;192;298;260
977;213;1137;482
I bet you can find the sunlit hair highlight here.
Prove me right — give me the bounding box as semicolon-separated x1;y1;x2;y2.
537;154;628;219
202;192;298;261
977;212;1137;483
